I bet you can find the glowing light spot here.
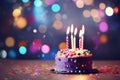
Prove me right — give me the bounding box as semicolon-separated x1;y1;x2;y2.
41;44;50;54
15;17;27;29
83;10;91;18
59;42;66;49
12;8;22;18
30;39;42;53
99;3;106;10
62;14;67;19
19;46;27;55
55;13;61;20
8;50;16;58
84;0;94;6
22;0;29;3
92;16;101;23
5;37;15;47
76;0;84;8
100;35;108;44
34;0;43;7
114;7;119;14
0;50;7;59
53;20;63;30
90;9;99;18
99;22;108;32
33;29;37;33
18;41;27;47
105;7;113;16
44;0;56;5
98;10;105;18
38;25;47;33
51;4;61;13
42;54;45;58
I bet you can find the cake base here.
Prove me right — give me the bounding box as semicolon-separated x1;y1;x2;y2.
50;68;99;74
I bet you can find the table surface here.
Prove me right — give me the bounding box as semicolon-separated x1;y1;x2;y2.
0;59;120;80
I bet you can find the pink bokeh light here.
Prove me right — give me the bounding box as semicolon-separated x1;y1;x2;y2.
41;44;50;54
99;22;108;32
29;39;42;53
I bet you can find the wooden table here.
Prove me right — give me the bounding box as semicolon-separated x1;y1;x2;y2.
0;59;120;80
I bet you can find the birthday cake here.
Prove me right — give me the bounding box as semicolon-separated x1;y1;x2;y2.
55;25;93;73
55;49;92;73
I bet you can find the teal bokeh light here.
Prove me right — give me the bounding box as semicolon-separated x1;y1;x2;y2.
19;46;27;55
51;3;61;13
34;0;43;7
22;0;29;3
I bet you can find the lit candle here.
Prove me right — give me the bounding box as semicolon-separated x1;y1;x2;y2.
66;26;70;49
74;28;77;49
71;24;74;49
79;30;82;49
81;25;85;49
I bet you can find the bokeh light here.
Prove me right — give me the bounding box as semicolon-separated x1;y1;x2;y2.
41;44;50;54
12;8;22;18
99;2;106;10
5;37;15;47
53;20;63;30
44;0;56;5
22;0;29;3
58;42;66;49
14;17;27;29
8;50;17;59
19;46;27;55
83;10;91;18
29;39;42;53
18;41;27;47
38;25;47;33
62;14;68;19
0;50;7;59
105;7;113;16
84;0;94;6
55;13;61;20
76;0;84;8
34;0;43;7
92;16;101;23
90;9;99;18
99;22;108;32
114;7;119;14
51;3;61;13
100;34;108;44
33;28;37;33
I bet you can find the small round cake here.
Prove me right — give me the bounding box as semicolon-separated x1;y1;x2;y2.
55;48;92;73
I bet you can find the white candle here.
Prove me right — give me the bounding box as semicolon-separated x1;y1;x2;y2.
74;28;77;49
81;25;85;49
71;24;74;49
66;26;70;49
79;30;82;49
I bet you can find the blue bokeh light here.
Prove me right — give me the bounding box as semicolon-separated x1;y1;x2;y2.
51;3;61;13
8;50;17;58
19;46;27;55
34;0;43;7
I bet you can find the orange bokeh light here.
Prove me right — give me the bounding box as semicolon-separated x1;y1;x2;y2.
15;17;27;29
100;35;108;44
59;42;66;49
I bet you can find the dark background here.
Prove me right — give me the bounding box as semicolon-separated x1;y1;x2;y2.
0;0;120;60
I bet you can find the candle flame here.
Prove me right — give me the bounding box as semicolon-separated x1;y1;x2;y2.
82;25;85;35
66;26;70;35
79;30;82;37
71;24;74;34
74;28;77;35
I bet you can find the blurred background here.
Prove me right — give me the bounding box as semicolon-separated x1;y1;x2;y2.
0;0;120;60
